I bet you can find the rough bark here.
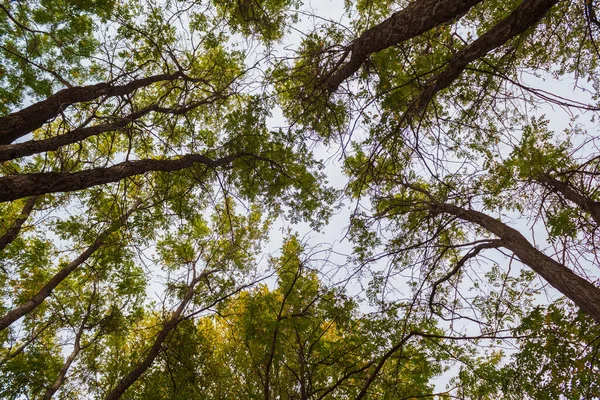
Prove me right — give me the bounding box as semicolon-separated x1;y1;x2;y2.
432;202;600;324
325;0;485;91
538;174;600;225
0;153;246;203
0;195;38;252
0;72;185;145
411;0;559;114
0;200;141;332
0;112;150;163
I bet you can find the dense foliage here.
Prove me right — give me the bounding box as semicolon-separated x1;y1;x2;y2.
1;0;600;398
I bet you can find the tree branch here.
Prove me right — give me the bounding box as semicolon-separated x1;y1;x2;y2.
0;153;249;203
0;195;38;253
410;0;559;117
537;173;600;225
104;269;213;400
0;92;228;163
325;0;484;91
0;199;142;332
430;201;600;323
429;240;503;316
0;71;204;145
355;332;416;399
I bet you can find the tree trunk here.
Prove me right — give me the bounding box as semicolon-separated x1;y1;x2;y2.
326;0;484;91
433;202;600;324
0;196;38;252
0;200;140;332
0;153;245;203
411;0;559;115
104;275;201;400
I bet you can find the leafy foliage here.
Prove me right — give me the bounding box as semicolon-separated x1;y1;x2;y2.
1;0;600;398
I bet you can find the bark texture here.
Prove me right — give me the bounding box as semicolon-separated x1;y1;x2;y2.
412;0;559;114
433;202;600;324
326;0;484;91
0;94;225;162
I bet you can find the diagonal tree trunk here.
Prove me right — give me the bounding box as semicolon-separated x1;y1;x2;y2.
0;319;52;366
0;200;141;332
0;72;191;145
42;285;99;400
432;202;600;323
410;0;559;116
355;332;415;400
537;173;600;225
0;93;227;163
0;195;38;252
104;273;205;400
325;0;485;91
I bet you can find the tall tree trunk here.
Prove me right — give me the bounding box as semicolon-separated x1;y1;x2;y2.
0;72;186;145
0;196;38;252
104;274;203;400
537;174;600;225
411;0;559;116
432;202;600;323
0;93;225;163
325;0;485;91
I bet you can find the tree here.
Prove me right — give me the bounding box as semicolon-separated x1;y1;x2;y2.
118;236;446;399
1;0;600;398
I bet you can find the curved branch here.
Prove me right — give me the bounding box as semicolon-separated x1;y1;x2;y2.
315;360;375;400
355;332;415;400
429;240;503;315
104;269;214;400
42;285;99;400
264;264;302;400
0;319;53;366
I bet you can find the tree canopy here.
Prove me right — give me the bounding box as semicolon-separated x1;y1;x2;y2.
1;0;600;398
